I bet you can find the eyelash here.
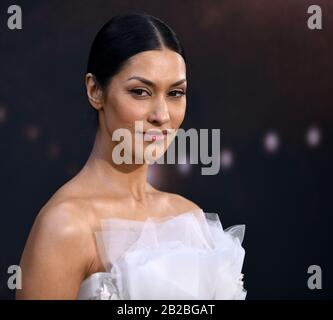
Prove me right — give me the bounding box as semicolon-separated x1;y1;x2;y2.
169;90;186;98
129;88;186;98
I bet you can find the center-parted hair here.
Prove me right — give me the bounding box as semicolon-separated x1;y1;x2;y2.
87;13;186;89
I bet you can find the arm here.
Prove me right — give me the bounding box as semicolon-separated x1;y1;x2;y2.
16;202;95;299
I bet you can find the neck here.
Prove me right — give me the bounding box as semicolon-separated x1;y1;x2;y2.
83;127;150;203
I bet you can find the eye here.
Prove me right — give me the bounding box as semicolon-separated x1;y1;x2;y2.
129;88;150;97
168;90;186;98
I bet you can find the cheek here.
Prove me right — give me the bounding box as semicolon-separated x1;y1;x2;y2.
105;94;148;130
169;102;186;128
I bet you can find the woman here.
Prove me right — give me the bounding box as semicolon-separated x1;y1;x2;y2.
17;13;246;300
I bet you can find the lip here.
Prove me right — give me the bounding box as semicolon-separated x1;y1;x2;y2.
137;129;170;142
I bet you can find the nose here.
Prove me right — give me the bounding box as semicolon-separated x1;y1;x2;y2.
148;97;170;125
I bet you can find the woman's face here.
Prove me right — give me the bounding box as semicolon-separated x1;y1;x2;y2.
89;48;187;164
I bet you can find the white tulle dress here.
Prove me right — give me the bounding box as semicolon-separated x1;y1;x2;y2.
77;208;246;300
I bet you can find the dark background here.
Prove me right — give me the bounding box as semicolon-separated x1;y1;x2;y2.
0;0;332;299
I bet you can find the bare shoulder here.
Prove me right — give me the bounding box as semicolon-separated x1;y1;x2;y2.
160;191;202;214
17;198;95;299
28;196;96;270
34;198;92;242
31;174;97;240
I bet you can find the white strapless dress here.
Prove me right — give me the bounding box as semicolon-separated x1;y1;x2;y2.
77;209;247;300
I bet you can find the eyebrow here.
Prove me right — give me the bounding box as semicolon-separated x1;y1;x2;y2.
126;76;186;87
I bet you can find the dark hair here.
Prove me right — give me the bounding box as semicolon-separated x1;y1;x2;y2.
87;13;186;89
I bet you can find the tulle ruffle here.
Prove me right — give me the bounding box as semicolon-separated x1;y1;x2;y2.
80;209;246;300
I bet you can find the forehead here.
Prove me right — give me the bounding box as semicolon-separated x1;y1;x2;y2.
118;49;186;83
